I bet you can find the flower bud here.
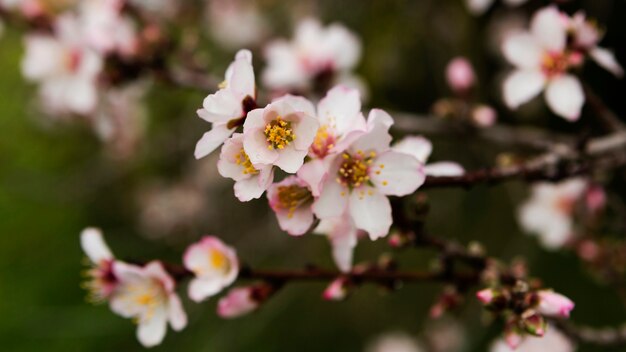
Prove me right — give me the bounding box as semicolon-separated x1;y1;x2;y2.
476;288;496;304
446;57;476;93
217;285;268;318
471;105;497;127
323;277;352;301
537;290;575;318
521;310;546;336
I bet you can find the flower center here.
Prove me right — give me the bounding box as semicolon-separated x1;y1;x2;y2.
541;52;569;78
65;49;82;73
555;197;576;214
276;185;313;218
337;150;376;189
209;248;230;273
264;116;295;150
311;124;336;158
235;148;258;175
82;260;117;304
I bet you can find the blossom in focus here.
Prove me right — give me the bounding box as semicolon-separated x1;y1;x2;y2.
217;286;260;319
207;0;267;49
446;57;476;93
218;133;274;202
21;14;103;115
490;325;575;352
110;261;187;347
243;95;319;173
267;176;314;236
298;85;367;196
518;178;587;249
313;109;425;240
567;12;623;77
501;6;585;121
195;49;256;159
314;212;360;272
80;227;118;302
392;136;465;177
262;18;362;93
466;0;528;16
183;236;239;302
537;290;575;318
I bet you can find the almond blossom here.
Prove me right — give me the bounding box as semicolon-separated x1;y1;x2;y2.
183;236;239;302
297;85;367;196
217;286;260;319
536;290;575;318
110;261;187;347
466;0;528;16
312;109;426;240
262;18;362;93
21;14;103;115
218;133;274;202
80;227;118;302
207;0;267;50
490;325;574;352
243;95;319;173
518;178;587;249
502;6;585;121
267;176;314;236
195;49;256;159
392;136;465;177
78;0;138;57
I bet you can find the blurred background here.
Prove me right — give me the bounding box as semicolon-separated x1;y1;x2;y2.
1;0;625;351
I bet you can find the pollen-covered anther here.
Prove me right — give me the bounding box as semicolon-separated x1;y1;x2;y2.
311;124;336;157
235;148;258;175
264;116;296;150
337;152;375;189
276;184;312;218
541;52;570;78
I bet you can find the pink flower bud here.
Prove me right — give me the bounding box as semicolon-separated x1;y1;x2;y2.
217;286;259;319
585;185;606;214
522;311;546;336
537;290;575;318
323;277;351;301
476;288;495;304
577;240;600;262
446;57;475;93
471;105;497;127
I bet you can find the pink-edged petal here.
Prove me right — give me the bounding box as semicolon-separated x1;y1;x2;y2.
143;261;175;292
137;308;168;348
297;159;329;197
545;75;584;121
195;124;236;159
292;113;319;150
244;129;278;166
274;94;316;116
167;294;187;331
502;33;544;69
188;278;225;302
80;227;113;263
234;173;271;202
274;146;308;173
530;6;567;52
349;189;392;240
313;179;349;219
275;205;315;236
370;151;425;196
503;69;546;109
200;89;242;123
589;47;624;78
392;136;432;163
424;162;465;176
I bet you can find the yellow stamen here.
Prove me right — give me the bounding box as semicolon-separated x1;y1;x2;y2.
264;116;296;150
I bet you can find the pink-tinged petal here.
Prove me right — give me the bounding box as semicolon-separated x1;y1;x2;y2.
330;227;358;272
80;227;113;263
531;6;567;52
234;172;272;201
217;287;258;318
217;140;248;182
502;33;544;69
195;124;236;159
244;129;278;166
274;146;308;173
143;261;175;292
242;108;267;131
167;294;187;331
425;162;465;177
200;89;242;123
292;113;319;151
275;204;315;236
228;50;255;98
297;159;329;197
274;94;316;116
188;278;225;302
21;35;65;80
313;179;349;219
324;23;362;70
466;0;493;15
111;262;144;285
349;189;392;240
350;114;393;154
545;75;584;121
446;57;476;92
476;288;495;304
589;47;624;78
317;85;365;133
332;124;367;154
518;203;572;250
367;108;394;128
371;151;425;196
64;79;98;115
392;136;432;163
137;308;168;348
503;69;546;109
537;291;575;318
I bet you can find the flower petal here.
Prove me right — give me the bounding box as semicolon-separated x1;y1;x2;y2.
137;308;168;348
502;69;546;109
80;227;113;263
502;33;544;69
531;6;567;52
545;75;584;121
424;162;465;176
195;124;236;159
589;47;624;78
167;294;187;331
313;178;349;219
392;136;432;163
349;189;392;240
274;146;308;173
370;151;425;196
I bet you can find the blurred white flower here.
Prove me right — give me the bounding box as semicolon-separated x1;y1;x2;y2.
262;18;362;94
490;325;575;352
518;178;587;249
207;0;268;49
466;0;528;16
365;332;424;352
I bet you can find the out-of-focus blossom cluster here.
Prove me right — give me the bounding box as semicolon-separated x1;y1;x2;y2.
501;6;622;121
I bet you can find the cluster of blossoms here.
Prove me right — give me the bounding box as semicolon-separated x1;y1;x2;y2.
502;6;622;121
196;47;463;272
